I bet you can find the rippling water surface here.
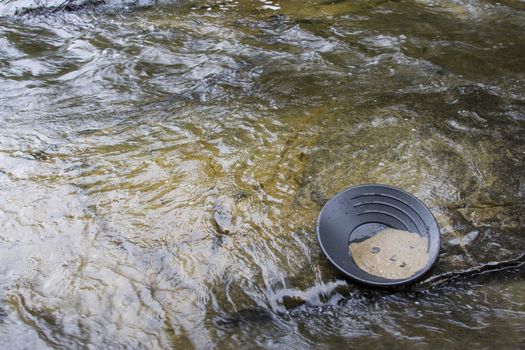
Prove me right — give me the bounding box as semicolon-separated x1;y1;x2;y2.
1;0;525;348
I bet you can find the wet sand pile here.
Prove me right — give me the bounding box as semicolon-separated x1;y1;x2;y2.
349;228;429;279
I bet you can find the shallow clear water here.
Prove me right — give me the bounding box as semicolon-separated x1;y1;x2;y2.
0;0;524;348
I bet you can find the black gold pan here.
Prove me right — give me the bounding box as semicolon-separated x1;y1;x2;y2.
316;184;440;287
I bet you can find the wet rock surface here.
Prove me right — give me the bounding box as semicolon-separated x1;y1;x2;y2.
0;0;102;15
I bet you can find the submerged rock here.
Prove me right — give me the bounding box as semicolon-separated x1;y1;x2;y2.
292;84;525;282
281;295;307;310
215;307;274;328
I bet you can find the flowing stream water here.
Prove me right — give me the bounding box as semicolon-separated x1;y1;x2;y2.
1;0;525;348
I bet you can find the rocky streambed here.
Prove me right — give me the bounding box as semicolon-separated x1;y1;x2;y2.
0;0;524;348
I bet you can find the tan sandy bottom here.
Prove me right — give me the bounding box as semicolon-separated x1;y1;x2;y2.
349;228;429;280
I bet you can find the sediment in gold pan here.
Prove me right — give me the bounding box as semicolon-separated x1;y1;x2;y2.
349;228;429;279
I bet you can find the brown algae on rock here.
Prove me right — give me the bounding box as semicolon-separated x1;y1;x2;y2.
349;228;430;279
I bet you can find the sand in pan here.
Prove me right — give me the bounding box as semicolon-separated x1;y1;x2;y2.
349;228;429;279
